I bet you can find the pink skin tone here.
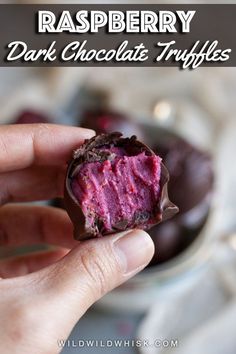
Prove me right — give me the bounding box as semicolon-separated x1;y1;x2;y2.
0;125;154;354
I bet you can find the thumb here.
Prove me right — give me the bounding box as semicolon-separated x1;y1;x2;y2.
32;229;154;347
50;229;154;310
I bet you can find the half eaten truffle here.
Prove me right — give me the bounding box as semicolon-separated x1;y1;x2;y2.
64;133;178;240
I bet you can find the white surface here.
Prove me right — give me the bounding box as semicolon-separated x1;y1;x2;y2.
137;255;236;354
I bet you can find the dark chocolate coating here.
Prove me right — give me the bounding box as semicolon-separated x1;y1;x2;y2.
148;136;214;266
154;136;214;214
64;132;178;241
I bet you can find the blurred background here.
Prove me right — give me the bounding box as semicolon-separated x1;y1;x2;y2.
1;1;236;354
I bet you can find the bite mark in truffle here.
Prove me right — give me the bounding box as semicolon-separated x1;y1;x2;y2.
64;133;178;240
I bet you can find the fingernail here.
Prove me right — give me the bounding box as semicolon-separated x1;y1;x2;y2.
82;128;96;138
114;230;154;275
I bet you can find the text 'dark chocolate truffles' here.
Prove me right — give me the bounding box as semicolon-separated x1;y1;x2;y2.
64;133;178;240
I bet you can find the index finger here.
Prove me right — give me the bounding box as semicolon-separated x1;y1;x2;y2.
0;124;94;173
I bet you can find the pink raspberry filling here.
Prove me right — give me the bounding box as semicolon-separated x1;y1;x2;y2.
71;149;162;234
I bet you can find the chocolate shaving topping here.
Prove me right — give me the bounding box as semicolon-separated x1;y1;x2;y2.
64;132;179;240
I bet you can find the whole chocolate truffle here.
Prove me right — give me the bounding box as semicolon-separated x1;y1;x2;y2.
64;133;178;240
80;110;146;141
148;137;214;265
155;137;213;214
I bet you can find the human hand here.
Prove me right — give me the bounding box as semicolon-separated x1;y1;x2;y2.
0;124;154;354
